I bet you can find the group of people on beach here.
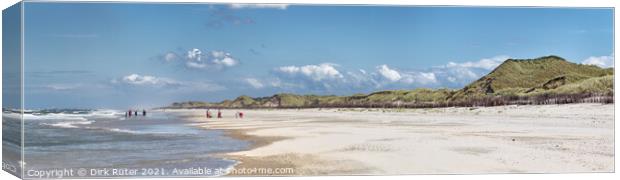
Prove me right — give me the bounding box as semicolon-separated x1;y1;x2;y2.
125;109;147;118
206;109;243;119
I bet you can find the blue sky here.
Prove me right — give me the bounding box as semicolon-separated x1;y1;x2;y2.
20;2;613;109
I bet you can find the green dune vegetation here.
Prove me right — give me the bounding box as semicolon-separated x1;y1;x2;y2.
452;55;613;99
164;56;614;109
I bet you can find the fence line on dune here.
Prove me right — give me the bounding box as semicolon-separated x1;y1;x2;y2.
164;92;613;110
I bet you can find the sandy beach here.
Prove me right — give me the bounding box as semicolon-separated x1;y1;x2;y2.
173;103;613;176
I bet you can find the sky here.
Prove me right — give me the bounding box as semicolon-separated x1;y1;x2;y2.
17;2;614;109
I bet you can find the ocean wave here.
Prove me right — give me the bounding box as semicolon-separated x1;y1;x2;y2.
38;121;167;135
27;109;125;130
41;120;94;128
2;113;23;120
24;113;89;121
24;109;124;121
105;128;142;134
89;109;126;118
24;109;177;135
103;128;176;135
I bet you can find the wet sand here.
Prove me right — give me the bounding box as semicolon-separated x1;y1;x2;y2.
171;103;614;176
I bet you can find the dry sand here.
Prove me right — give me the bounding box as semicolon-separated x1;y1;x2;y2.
171;103;614;175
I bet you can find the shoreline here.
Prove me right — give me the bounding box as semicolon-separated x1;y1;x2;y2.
215;128;374;176
216;129;299;176
176;103;614;176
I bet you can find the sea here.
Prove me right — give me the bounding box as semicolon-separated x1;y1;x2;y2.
2;109;249;178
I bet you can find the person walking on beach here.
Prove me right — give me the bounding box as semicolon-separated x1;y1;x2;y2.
239;111;244;118
206;109;211;118
142;109;146;116
217;109;222;118
128;110;132;117
134;110;138;116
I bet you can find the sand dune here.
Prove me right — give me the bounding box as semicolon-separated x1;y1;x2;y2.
173;103;613;175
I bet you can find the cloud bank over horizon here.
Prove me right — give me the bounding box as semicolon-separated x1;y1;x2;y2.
238;55;515;94
581;55;614;68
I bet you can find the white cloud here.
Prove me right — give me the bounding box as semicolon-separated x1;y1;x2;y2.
230;3;289;10
272;63;443;92
245;78;265;89
278;66;300;74
445;55;509;70
428;55;511;87
414;72;438;85
276;63;344;82
442;67;479;84
368;55;508;88
119;74;180;87
377;65;402;82
447;76;457;83
213;57;239;67
187;49;239;69
266;55;508;92
45;84;82;91
164;52;178;62
211;51;227;59
162;48;240;70
113;74;224;92
187;48;203;61
347;70;379;87
582;55;614;68
186;61;208;69
376;66;437;85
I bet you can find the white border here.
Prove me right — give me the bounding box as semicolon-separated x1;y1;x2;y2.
1;1;618;180
20;1;24;179
7;0;620;7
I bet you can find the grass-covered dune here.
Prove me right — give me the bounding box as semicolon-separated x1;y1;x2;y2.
164;56;613;109
452;55;613;99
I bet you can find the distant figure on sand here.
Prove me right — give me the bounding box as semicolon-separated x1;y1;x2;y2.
206;109;212;118
217;109;222;118
134;110;138;116
128;110;132;117
235;111;244;118
142;109;146;116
